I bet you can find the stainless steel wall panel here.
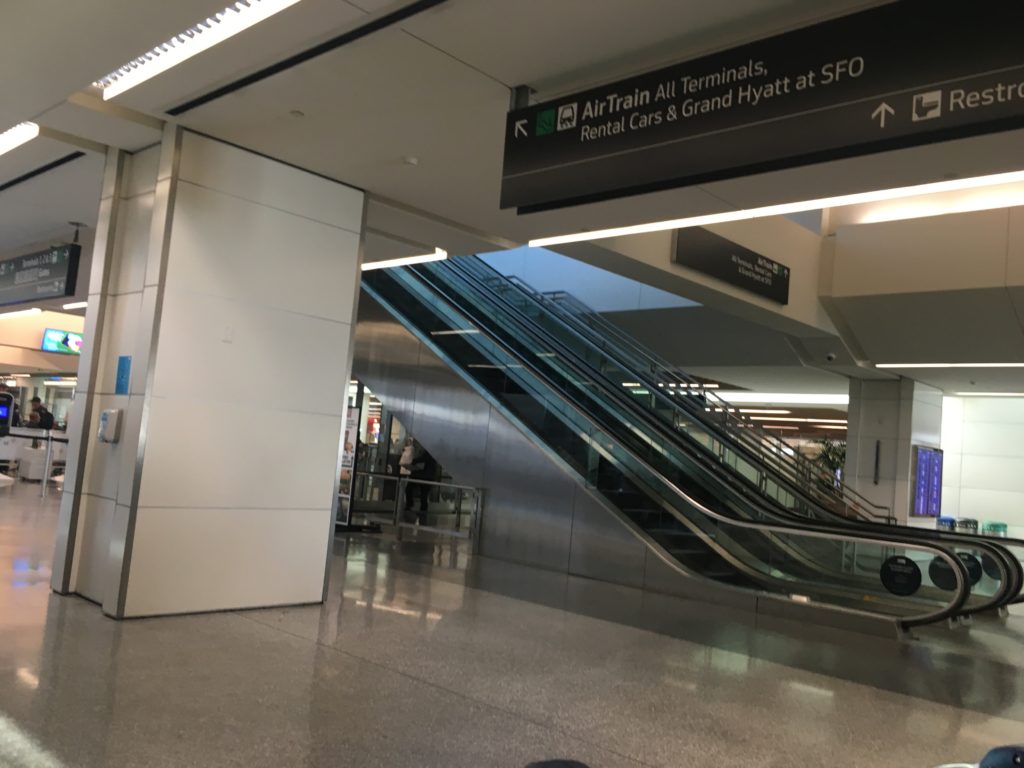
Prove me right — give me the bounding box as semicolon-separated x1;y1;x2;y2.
567;485;646;588
410;346;491;489
353;298;423;433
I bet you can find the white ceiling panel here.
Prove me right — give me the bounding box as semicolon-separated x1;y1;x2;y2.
0;154;104;253
113;0;379;114
37;102;162;153
402;0;882;94
0;0;230;128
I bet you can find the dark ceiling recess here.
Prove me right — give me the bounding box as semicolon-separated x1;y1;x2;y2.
167;0;450;116
0;152;85;194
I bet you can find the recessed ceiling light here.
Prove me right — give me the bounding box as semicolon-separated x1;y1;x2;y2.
0;122;39;158
361;248;447;271
529;168;1024;248
95;0;304;99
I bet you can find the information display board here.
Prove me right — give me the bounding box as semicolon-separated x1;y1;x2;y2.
0;244;81;307
911;446;943;518
502;1;1024;211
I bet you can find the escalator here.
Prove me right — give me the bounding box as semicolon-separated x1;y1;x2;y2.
362;263;992;633
437;256;1024;610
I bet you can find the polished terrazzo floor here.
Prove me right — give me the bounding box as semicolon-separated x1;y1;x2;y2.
1;481;1022;767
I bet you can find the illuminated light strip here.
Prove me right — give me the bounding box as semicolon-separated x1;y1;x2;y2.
876;362;1024;368
62;301;88;310
528;169;1024;248
953;392;1024;397
748;416;847;424
0;122;39;157
95;0;304;100
0;308;41;320
717;392;849;406
361;248;447;271
430;329;479;336
813;424;848;430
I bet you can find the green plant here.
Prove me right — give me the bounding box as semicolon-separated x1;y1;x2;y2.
814;438;847;484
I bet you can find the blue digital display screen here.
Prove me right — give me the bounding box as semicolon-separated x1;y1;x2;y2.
912;446;943;517
0;405;8;420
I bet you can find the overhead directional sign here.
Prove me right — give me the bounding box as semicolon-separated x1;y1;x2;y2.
501;1;1024;212
674;228;789;305
0;244;81;308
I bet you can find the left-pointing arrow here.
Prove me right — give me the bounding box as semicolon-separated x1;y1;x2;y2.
514;119;528;138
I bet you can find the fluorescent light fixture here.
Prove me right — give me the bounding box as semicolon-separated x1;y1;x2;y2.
361;248;448;271
814;424;848;430
3;379;15;387
43;380;77;387
717;392;849;406
622;382;641;387
529;169;1024;248
95;0;303;100
762;425;799;430
0;308;41;320
62;301;87;310
430;329;478;336
749;416;847;424
738;408;791;415
876;362;1024;369
953;392;1024;397
0;122;39;157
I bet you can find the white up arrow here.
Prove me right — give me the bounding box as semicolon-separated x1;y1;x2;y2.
872;101;894;128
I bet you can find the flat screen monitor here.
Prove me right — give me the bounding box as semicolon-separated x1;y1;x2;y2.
911;446;943;517
41;328;83;355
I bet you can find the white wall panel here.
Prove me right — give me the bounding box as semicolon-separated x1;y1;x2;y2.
177;132;363;233
151;287;350;413
833;210;1009;297
124;505;330;616
94;292;142;395
80;394;129;501
108;191;153;296
943;396;1024;528
137;393;343;511
74;495;115;603
165;182;360;323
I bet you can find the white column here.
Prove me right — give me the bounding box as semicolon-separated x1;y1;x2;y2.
845;378;942;524
53;128;365;617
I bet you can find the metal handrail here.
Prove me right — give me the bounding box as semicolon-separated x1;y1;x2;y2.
366;268;978;629
440;258;1024;612
350;469;483;543
419;259;1019;616
544;286;888;520
529;282;893;521
452;259;893;523
355;470;480;493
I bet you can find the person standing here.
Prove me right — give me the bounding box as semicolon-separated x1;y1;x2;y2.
30;397;54;430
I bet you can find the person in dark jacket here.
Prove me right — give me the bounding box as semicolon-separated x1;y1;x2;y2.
30;398;54;430
403;440;438;523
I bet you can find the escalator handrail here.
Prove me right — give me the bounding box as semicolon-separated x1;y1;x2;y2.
427;260;1021;614
536;283;893;520
368;268;975;628
473;264;892;522
442;259;1024;614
